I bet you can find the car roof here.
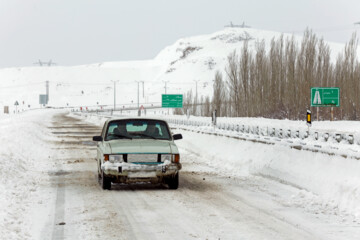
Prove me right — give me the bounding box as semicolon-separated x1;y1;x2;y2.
105;116;168;124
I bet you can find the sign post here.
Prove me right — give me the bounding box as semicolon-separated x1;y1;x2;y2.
138;105;145;117
311;87;340;121
14;101;19;113
212;110;217;126
306;110;311;126
306;109;311;133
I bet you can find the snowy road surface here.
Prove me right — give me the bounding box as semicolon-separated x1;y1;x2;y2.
1;110;360;239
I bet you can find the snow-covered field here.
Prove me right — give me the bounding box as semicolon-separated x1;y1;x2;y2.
0;110;58;239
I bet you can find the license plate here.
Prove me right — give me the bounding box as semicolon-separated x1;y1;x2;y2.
127;154;157;163
128;172;157;178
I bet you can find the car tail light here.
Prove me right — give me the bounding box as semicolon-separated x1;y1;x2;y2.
172;154;180;163
104;154;109;161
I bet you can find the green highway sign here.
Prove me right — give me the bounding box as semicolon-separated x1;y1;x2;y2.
162;94;183;108
311;87;340;107
39;94;47;105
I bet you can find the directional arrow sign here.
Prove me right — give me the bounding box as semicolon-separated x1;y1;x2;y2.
311;88;340;107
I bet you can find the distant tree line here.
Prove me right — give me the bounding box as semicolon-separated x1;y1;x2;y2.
174;29;360;120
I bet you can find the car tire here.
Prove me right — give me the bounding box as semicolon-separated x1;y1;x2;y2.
167;173;179;190
101;170;111;190
97;165;101;180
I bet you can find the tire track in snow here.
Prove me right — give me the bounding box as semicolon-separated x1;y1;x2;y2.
51;176;66;240
48;113;100;240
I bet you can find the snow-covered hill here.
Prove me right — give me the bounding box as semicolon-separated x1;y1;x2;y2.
0;27;355;113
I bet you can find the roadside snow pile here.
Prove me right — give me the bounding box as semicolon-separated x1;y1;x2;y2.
178;131;360;219
0;110;56;239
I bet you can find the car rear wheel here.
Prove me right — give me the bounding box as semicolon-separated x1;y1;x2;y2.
167;173;179;190
101;170;111;190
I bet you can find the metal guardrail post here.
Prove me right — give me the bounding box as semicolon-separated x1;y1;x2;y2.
323;133;329;142
286;129;291;138
335;134;342;143
314;132;318;140
348;135;354;144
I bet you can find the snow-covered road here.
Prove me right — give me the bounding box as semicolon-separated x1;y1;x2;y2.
1;110;360;239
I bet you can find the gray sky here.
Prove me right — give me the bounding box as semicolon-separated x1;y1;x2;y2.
0;0;359;68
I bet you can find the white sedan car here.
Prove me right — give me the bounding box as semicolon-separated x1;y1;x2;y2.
93;117;182;190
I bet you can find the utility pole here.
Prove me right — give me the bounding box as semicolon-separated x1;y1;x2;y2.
163;80;169;94
45;80;49;104
135;81;140;109
111;80;119;111
193;80;200;100
193;80;200;116
163;80;169;115
141;81;144;98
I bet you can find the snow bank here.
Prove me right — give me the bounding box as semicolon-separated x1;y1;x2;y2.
178;130;360;219
0;109;58;239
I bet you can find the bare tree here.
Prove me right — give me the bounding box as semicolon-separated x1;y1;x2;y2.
183;90;193;116
284;36;297;118
254;40;268;116
197;30;360;120
212;71;226;117
239;40;252;117
204;96;211;117
225;51;240;117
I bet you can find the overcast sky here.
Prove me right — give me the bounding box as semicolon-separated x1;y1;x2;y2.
0;0;359;68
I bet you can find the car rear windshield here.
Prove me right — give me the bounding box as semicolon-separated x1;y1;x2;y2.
105;119;171;141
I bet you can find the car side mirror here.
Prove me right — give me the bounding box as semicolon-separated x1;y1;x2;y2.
93;136;103;141
173;134;182;140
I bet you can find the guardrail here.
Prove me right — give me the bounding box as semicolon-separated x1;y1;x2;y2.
163;118;358;146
